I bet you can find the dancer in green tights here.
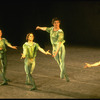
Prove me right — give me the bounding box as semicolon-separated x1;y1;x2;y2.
21;33;51;91
0;29;17;85
36;17;69;82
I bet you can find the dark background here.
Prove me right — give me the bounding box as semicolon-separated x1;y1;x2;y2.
0;0;100;48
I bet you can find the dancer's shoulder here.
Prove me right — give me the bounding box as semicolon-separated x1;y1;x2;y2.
33;42;39;46
23;42;28;46
58;29;63;32
2;38;6;40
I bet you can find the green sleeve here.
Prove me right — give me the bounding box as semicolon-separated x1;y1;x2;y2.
36;43;40;50
4;38;11;46
46;27;53;33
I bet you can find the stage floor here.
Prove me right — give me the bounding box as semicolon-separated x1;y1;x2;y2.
0;45;100;99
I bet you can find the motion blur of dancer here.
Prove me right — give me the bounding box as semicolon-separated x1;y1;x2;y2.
0;29;17;85
36;17;69;82
21;33;51;91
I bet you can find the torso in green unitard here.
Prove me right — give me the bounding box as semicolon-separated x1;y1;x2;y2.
23;42;40;59
46;26;65;45
0;38;11;83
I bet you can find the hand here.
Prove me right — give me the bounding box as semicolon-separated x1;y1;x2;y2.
52;51;57;58
52;54;57;58
0;48;2;50
12;46;17;49
21;53;25;59
84;63;91;68
36;26;40;30
52;55;55;58
46;50;51;55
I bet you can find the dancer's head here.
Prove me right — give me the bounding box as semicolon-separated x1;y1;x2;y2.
52;17;61;28
26;33;34;41
0;29;2;37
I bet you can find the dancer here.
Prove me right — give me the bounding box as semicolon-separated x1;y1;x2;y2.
0;29;17;85
21;33;51;91
84;61;100;68
36;17;69;82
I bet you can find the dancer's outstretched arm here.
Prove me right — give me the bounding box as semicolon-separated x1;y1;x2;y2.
38;47;51;55
84;61;100;68
4;39;17;49
7;44;17;49
36;26;47;31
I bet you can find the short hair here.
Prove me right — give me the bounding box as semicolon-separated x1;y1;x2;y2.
26;33;34;40
51;17;61;25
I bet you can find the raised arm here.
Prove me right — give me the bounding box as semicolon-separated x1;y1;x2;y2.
36;26;47;31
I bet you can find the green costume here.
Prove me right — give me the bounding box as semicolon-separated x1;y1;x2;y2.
0;38;11;84
23;42;40;90
46;27;69;81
